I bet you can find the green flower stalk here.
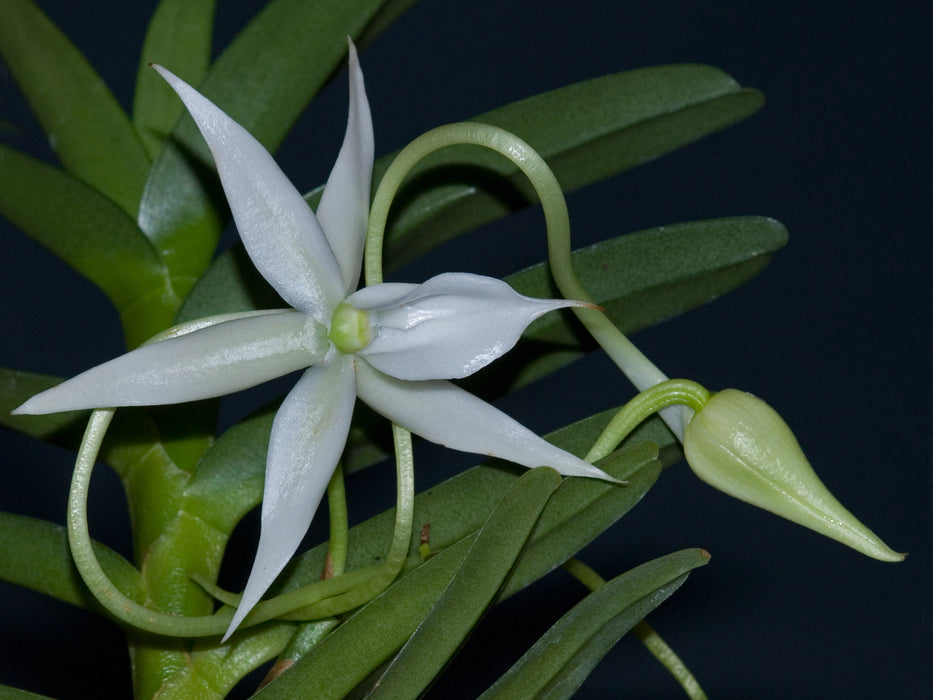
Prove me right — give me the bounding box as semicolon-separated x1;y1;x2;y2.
684;389;904;562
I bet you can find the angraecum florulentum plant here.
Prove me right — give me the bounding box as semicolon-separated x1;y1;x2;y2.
0;1;903;698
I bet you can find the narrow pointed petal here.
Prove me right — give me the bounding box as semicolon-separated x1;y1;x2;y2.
351;273;589;380
315;41;374;295
153;65;343;319
355;360;618;482
13;312;329;414
226;355;357;639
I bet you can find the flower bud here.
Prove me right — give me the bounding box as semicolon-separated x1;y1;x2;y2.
684;389;904;562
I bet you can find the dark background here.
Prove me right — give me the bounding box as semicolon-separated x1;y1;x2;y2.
2;1;930;698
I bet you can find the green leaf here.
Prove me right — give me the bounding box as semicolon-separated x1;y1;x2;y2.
354;0;421;49
132;0;217;158
0;368;212;476
0;368;87;447
0;145;182;346
480;549;710;700
180;405;275;536
0;683;57;700
366;467;562;698
0;0;151;217
137;0;409;288
0;512;143;611
255;443;658;699
468;216;789;394
375;63;764;269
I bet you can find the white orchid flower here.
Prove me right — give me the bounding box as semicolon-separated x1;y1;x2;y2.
14;44;616;636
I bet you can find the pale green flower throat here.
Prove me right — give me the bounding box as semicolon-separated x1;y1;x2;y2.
328;301;373;353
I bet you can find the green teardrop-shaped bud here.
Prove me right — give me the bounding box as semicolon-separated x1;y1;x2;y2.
684;389;904;562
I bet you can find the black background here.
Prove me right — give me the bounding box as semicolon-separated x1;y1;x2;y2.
1;1;930;698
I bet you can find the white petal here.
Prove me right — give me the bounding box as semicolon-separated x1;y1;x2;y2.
13;312;329;414
226;355;357;639
315;41;374;295
351;272;587;380
153;65;344;319
354;360;617;482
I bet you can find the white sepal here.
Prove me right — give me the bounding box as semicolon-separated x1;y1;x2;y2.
13;312;329;414
351;272;586;380
152;65;344;320
225;355;357;639
354;360;618;482
315;41;374;295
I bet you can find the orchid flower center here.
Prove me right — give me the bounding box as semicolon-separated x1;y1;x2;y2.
329;301;373;354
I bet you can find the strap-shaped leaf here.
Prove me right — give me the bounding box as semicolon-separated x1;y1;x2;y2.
0;512;143;611
254;445;658;699
366;467;562;698
136;0;406;286
305;63;763;269
0;145;180;346
0;368;86;446
480;549;710;700
132;0;216;158
354;0;421;49
0;368;213;477
470;216;789;394
0;0;151;217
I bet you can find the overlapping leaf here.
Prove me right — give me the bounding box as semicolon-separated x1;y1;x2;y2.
253;433;661;698
365;467;562;698
177;61;764;321
0;512;143;611
0;146;180;346
0;0;151;217
479;549;710;700
132;0;217;158
137;0;414;286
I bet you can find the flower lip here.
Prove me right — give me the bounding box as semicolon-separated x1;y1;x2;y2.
350;272;591;380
